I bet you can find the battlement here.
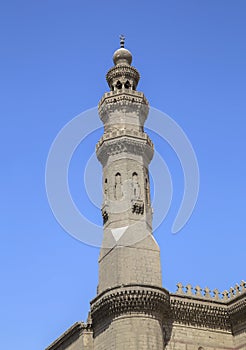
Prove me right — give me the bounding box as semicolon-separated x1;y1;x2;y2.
175;280;246;302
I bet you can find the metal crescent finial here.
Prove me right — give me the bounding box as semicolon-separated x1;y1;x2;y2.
120;34;125;48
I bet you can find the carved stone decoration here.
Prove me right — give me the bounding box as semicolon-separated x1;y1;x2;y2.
131;199;144;214
194;285;202;297
228;294;246;334
175;281;246;302
90;285;170;328
204;287;211;299
186;284;193;296
213;289;220;301
171;281;246;334
98;90;149;126
106;65;140;90
170;295;231;331
96;135;154;167
222;290;229;301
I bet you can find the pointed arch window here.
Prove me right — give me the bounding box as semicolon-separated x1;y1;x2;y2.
116;81;122;89
115;173;122;199
124;80;131;89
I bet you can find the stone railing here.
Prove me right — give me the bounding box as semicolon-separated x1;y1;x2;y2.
96;128;153;151
98;89;149;111
175;281;246;302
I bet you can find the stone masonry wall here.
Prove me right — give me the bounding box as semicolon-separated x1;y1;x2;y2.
93;315;164;350
165;324;234;350
98;233;162;293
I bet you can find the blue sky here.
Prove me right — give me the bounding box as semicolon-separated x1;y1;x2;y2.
1;1;246;349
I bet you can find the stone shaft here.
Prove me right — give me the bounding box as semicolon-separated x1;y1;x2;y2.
92;45;164;349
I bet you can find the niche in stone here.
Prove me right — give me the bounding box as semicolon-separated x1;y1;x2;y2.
116;80;122;90
145;178;150;205
114;172;122;200
132;172;140;199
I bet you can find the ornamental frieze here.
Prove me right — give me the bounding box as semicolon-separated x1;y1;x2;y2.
90;285;170;327
168;281;246;333
96;136;154;167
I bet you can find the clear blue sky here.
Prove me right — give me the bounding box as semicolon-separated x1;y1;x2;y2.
1;1;246;349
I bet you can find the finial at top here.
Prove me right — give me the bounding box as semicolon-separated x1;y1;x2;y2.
120;34;125;48
113;35;132;65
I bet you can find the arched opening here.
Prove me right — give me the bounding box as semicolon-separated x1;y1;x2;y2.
124;80;131;89
132;172;140;199
116;81;122;89
145;178;150;205
115;173;122;200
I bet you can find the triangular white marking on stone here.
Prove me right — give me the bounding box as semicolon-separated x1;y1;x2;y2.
111;226;128;242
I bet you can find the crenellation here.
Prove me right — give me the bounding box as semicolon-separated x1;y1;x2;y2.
175;281;246;303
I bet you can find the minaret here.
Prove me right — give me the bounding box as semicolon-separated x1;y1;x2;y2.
90;38;169;349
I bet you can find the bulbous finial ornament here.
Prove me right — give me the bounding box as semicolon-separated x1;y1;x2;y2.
113;35;132;66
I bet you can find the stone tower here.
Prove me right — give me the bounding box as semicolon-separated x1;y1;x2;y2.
46;41;246;350
90;38;169;349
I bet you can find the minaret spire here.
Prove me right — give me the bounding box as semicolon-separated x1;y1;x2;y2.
91;43;167;350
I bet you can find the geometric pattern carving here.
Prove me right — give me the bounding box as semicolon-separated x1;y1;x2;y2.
170;295;230;331
96;136;154;167
131;199;144;214
96;128;153;152
106;64;140;89
228;294;246;334
91;284;170;327
98;90;149;125
171;281;246;333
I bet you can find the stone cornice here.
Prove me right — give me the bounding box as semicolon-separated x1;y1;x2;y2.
170;293;231;331
98;90;148;111
169;281;246;333
90;284;170;327
98;91;149;127
45;321;92;350
96;129;153;151
106;64;140;88
96;134;154;167
228;293;246;334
